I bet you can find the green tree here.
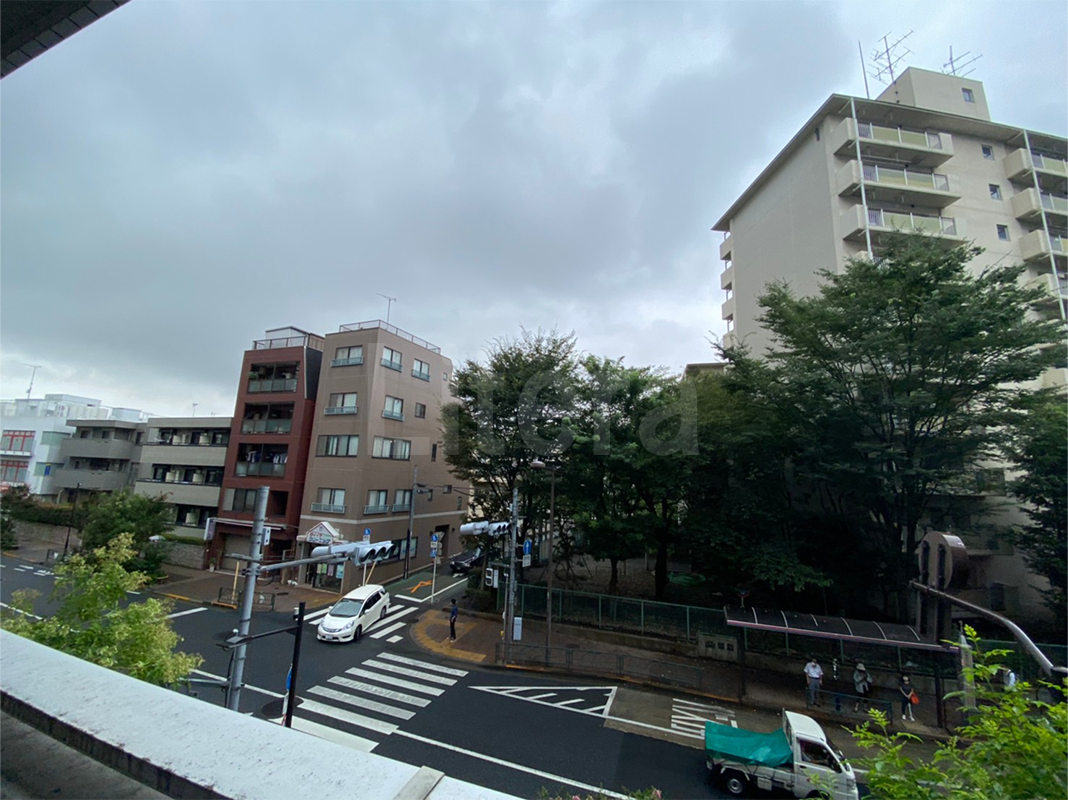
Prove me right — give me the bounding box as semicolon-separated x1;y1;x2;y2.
0;486;20;550
852;629;1067;799
2;533;202;685
734;234;1064;619
1004;391;1067;627
80;490;171;551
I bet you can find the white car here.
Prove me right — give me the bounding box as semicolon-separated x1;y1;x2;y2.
316;584;390;643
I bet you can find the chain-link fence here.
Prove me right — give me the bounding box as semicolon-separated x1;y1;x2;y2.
216;587;276;611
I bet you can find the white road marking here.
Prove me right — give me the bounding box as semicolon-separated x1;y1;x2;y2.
377;653;468;677
671;698;738;732
167;607;207;619
0;602;42;620
298;698;398;735
344;667;444;697
394;730;631;800
407;577;468;603
556;698;587;707
283;715;378;752
190;669;284;699
327;676;431;707
362;659;457;686
469;685;615;715
525;692;557;702
386;635;403;644
308;685;416;720
33;570;51;576
304;607;331;622
369;621;407;639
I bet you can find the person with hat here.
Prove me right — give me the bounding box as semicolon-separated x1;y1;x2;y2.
852;663;872;712
803;657;824;707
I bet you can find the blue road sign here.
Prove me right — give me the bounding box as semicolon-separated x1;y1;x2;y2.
431;533;439;543
363;528;371;543
286;666;292;692
523;539;532;556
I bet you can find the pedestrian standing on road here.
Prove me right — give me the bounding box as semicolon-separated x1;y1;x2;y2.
449;598;458;641
804;657;824;707
899;674;915;721
852;663;871;712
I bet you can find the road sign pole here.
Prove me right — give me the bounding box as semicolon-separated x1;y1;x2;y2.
284;601;305;728
507;487;518;647
404;466;417;579
227;485;268;712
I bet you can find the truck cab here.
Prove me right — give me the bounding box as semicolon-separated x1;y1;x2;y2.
784;711;856;799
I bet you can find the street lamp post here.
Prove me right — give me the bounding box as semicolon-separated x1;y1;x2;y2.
531;460;556;648
63;482;81;557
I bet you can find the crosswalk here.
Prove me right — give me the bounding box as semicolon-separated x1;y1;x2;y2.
10;564;52;577
670;697;737;739
279;652;467;752
304;600;418;644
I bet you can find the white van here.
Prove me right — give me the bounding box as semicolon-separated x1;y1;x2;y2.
316;584;390;643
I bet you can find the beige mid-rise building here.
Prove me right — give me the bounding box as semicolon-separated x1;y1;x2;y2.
297;321;468;591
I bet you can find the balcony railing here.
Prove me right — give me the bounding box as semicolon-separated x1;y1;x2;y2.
324;406;357;416
241;419;292;434
858;122;943;150
1054;236;1068;253
330;357;364;367
1033;153;1068;177
382;409;405;421
1041;193;1068;214
253;334;324;350
380;358;403;372
364;504;389;515
235;462;286;478
391;502;411;512
862;164;949;191
247;379;297;393
337;319;442;354
411;369;431;382
310;503;345;514
867;208;957;235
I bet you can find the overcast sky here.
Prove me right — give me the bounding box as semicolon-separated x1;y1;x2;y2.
2;0;1065;417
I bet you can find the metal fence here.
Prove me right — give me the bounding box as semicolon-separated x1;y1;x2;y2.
216;588;276;611
496;642;703;689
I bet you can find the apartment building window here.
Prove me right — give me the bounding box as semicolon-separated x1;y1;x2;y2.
961;87;974;103
226;488;260;513
174;505;204;527
372;436;411;460
431;443;437;462
211;430;230;446
393;489;412;512
412;358;431;381
383;396;405;421
365;490;389;514
312;488;346;514
415;403;427;419
317;434;359;457
1;430;34;452
989;184;1002;200
382;347;403;372
981;144;994;160
996;225;1010;241
325;392;357;415
1;460;28;483
332;345;363;367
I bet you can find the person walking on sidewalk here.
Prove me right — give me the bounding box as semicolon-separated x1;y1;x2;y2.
449;598;458;641
804;657;824;707
899;674;916;721
852;663;871;712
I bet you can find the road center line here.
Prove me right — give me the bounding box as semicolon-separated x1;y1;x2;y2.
167;608;207;619
394;729;631;800
190;669;285;699
0;602;42;620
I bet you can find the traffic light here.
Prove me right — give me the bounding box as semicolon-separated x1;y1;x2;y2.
310;540;398;563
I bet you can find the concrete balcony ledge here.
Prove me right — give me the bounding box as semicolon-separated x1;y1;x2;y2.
0;631;515;800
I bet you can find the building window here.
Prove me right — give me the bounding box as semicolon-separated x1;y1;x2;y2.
383;396;404;421
226;488;260;513
312;488;346;514
372;436;411;460
962;87;974;103
415;402;427;419
325;392;357;415
393;489;412;512
996;225;1010;241
332;346;363;367
317;434;359;457
1;430;34;452
989;184;1002;200
431;443;437;462
981;144;994;160
365;489;389;514
381;347;403;372
412;358;431;381
1;460;28;482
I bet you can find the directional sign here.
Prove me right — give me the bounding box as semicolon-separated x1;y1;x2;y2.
431;533;439;543
522;554;531;568
522;539;532;556
363;529;371;543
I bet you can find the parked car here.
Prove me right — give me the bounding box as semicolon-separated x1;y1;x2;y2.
449;547;483;574
316;583;390;643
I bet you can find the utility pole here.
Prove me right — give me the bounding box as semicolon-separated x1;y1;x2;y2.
506;486;518;645
545;469;556;648
226;485;268;711
404;466;417;579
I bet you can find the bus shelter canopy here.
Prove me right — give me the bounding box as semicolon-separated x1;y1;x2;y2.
725;607;955;652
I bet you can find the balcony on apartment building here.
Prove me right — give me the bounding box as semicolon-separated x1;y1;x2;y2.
1026;270;1068;309
1019;229;1068;264
54;465;131;492
235;444;288;478
831;118;954;167
140;480;222;507
719;236;732;262
1003;148;1068;191
837;162;960;208
721;295;736;322
61;436;140;461
1010;188;1068;223
246;363;299;395
241;404;295;434
840;205;965;242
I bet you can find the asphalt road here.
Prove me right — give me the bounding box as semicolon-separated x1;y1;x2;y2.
0;556;742;799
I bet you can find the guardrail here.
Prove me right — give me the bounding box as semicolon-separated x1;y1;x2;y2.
496;642;703;689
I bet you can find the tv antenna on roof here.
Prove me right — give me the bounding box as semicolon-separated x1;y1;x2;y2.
23;363;42;400
376;293;398;324
943;46;982;78
868;30;913;85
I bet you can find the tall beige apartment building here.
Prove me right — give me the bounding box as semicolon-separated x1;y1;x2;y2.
714;67;1066;374
296;321;467;590
712;68;1066;622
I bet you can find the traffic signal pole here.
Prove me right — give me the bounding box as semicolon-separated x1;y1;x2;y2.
226;485;268;712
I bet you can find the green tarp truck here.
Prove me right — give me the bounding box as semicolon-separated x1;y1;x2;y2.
705;710;859;799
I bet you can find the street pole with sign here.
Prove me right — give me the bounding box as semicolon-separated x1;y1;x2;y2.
430;532;439;601
226;485;268;712
404;466;417;579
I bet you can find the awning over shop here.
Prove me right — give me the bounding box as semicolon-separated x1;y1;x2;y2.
725;606;955;652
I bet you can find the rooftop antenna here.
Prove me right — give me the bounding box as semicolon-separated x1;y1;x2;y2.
868;30;913;86
192;403;199;417
943;46;982;78
23;363;42;400
858;40;870;99
376;293;398;325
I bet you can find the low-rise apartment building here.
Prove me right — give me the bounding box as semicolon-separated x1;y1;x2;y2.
54;419;146;504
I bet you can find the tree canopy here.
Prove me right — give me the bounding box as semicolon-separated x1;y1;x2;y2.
80;490;171;551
